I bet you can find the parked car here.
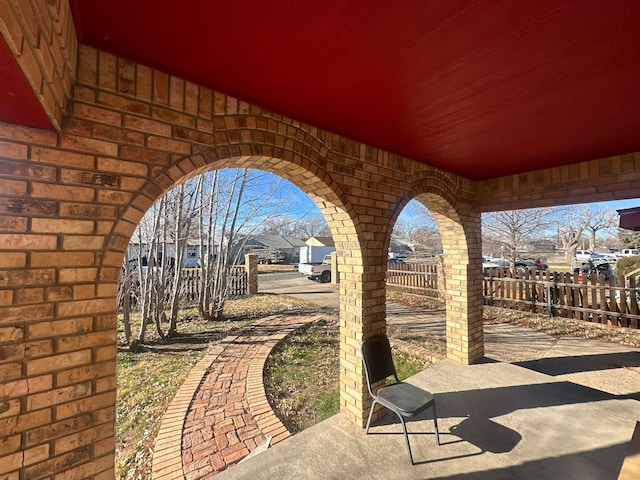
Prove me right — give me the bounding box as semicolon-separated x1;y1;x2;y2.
298;254;332;283
573;261;616;281
515;257;548;272
483;256;509;268
388;258;406;265
575;249;597;262
575;249;616;264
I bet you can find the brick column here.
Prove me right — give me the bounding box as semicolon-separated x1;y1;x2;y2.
441;206;484;364
245;254;258;295
338;253;386;427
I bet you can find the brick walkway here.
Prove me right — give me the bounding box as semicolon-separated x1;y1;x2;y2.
152;314;320;479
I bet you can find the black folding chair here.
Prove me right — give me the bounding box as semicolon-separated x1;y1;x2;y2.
361;334;440;464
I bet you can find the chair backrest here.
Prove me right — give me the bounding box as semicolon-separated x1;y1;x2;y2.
362;334;398;386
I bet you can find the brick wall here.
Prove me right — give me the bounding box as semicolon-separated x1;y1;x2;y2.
0;41;483;477
0;0;77;129
475;152;640;212
2;8;638;476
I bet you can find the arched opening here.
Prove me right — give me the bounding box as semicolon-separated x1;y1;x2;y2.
101;151;370;475
386;184;484;364
385;200;447;355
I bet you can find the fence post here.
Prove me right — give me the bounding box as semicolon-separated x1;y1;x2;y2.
330;251;339;285
245;253;258;295
546;282;554;317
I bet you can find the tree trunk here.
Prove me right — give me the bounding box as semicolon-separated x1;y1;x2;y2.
120;258;132;344
589;229;597;251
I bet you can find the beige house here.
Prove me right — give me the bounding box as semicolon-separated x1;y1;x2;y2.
305;236;335;247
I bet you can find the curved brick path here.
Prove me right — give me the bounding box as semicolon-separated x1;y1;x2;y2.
152;314;320;479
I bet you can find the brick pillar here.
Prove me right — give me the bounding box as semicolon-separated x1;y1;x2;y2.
338;253;386;427
245;254;258;295
441;207;484;364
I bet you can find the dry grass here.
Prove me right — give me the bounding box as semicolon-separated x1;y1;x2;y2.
483;305;640;348
222;293;320;319
117;289;640;478
386;289;444;311
386;325;448;356
116;294;319;479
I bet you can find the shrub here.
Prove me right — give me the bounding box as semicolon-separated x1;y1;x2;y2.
615;256;640;277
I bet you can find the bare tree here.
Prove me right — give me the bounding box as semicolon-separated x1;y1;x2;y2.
581;206;618;250
118;258;134;344
554;205;592;266
298;216;330;238
166;178;202;335
196;168;288;321
131;195;167;349
259;214;329;238
482;208;551;272
559;224;584;266
394;201;442;255
119;168;291;348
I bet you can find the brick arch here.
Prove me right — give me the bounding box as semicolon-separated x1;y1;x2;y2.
384;168;466;255
386;177;484;364
104;145;362;261
98;144;368;422
0;38;482;479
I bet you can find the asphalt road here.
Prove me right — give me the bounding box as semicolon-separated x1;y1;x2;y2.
258;272;339;309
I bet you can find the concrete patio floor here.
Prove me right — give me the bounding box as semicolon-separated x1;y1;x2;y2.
216;359;640;479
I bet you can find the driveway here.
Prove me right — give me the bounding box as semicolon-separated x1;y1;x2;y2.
259;271;339;309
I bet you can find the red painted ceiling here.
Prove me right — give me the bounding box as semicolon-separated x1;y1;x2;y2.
6;1;640;180
0;39;52;130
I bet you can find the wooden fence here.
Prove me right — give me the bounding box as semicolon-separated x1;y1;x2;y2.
386;262;640;329
483;268;640;328
386;263;439;297
179;267;247;302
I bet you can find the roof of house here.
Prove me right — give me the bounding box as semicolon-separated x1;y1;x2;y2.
246;234;305;249
618;207;640;231
307;236;335;247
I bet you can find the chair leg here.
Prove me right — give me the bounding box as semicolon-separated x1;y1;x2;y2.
432;402;440;446
365;399;378;434
397;413;415;465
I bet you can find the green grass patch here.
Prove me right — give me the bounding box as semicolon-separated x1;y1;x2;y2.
393;349;432;381
264;318;434;434
264;317;340;433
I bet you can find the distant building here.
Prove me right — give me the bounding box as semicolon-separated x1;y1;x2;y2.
305;236;335;247
237;234;307;264
388;238;414;258
126;240;212;268
523;241;556;253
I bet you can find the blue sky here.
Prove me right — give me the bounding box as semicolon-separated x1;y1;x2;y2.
271;170;640;225
606;198;640;211
221;169;639;235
